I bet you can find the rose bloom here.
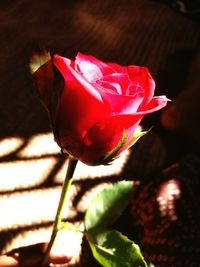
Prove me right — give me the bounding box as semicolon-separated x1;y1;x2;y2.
32;52;168;165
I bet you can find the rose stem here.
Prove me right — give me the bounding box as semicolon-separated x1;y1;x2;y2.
41;156;78;266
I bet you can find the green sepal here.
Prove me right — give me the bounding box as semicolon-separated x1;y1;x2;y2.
29;49;63;146
87;227;148;267
102;130;127;164
29;49;51;75
127;127;153;150
29;49;55;109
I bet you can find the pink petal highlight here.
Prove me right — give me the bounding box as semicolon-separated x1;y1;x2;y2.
137;96;169;115
75;52;116;80
100;92;144;114
53;54;103;102
99;73;131;94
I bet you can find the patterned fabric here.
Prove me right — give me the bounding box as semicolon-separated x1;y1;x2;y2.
131;155;200;267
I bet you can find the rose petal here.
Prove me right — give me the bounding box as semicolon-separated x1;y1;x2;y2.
97;74;145;114
126;65;155;106
75;52;116;82
99;73;131;94
106;95;168;117
136;96;169;115
54;54;103;102
100;92;144;114
107;62;127;73
53;55;110;158
81;96;168;164
80;114;142;164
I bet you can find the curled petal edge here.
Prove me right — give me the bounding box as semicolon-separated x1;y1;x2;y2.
54;54;103;103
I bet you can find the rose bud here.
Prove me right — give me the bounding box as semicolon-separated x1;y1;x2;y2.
30;51;168;165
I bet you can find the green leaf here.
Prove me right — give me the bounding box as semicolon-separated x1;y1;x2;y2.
103;130;127;164
29;49;64;145
85;181;133;231
87;227;148;267
29;50;55;108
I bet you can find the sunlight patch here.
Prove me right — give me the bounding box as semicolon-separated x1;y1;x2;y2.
0;137;24;157
18;133;60;157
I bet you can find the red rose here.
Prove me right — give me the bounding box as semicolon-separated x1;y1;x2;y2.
31;52;168;165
